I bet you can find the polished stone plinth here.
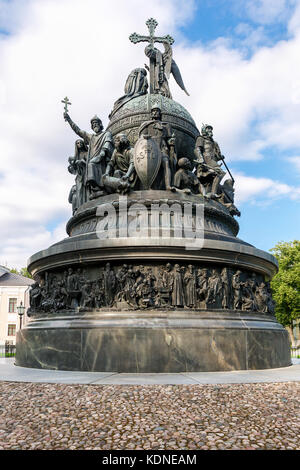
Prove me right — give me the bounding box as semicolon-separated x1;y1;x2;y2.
16;310;291;372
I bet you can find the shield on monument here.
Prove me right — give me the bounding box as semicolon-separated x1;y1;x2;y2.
134;134;162;189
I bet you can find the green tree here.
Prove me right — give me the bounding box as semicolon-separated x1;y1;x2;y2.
19;267;32;279
270;240;300;345
9;267;33;279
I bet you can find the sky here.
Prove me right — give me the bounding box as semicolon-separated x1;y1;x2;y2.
0;0;299;269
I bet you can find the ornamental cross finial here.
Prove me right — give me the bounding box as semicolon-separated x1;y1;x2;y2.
61;96;72;113
129;19;175;95
129;18;174;47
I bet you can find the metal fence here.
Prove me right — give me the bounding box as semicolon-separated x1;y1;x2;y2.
0;343;16;357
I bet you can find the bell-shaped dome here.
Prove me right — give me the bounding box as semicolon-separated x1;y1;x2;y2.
107;93;199;161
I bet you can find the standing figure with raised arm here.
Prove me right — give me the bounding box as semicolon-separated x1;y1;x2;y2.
64;108;114;199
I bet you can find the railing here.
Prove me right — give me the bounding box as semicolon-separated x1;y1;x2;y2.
0;343;16;357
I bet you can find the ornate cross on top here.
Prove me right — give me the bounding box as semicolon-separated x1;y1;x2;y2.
61;96;72;113
129;18;174;47
129;19;174;94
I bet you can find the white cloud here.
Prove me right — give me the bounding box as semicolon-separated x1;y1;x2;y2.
234;23;268;51
288;156;300;174
234;172;300;204
243;0;295;25
172;2;300;162
0;0;300;268
0;0;197;268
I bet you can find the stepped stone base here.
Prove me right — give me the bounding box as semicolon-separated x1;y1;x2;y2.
16;310;291;372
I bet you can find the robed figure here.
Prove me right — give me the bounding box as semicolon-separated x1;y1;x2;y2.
174;158;199;194
109;68;148;118
68;139;88;213
28;282;42;314
184;265;197;307
103;263;116;307
144;42;189;99
104;133;137;193
171;264;185;307
207;269;222;307
64;112;114;199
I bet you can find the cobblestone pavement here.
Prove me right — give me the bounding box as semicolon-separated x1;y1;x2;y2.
0;382;299;450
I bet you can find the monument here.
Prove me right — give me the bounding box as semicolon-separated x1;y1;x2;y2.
16;19;291;372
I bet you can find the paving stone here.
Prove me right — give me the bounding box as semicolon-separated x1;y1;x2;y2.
0;382;299;450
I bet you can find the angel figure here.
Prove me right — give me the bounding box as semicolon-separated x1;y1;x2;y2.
144;42;189;99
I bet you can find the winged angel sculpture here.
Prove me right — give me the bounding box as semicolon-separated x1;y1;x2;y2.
130;18;189;99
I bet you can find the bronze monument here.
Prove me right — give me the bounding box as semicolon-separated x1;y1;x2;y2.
16;19;290;372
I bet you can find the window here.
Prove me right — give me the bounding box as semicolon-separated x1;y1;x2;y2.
7;324;16;336
8;298;17;313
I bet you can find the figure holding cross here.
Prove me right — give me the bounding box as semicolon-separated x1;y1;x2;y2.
129;18;189;98
63;104;114;199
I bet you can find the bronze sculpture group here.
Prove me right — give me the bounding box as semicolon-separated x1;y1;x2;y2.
65;104;240;216
30;18;256;316
63;17;240;216
20;19;289;374
28;262;274;316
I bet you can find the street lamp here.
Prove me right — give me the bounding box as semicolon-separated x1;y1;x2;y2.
17;301;25;330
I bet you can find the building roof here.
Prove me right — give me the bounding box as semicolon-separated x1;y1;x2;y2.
0;266;34;287
0;266;9;277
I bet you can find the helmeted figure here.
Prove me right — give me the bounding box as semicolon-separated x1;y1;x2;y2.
194;124;226;199
136;104;176;190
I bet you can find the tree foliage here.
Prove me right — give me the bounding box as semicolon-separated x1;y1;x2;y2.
270;240;300;328
9;267;33;279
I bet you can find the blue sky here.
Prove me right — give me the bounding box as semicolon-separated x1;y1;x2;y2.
181;0;295;46
178;0;300;250
0;0;299;268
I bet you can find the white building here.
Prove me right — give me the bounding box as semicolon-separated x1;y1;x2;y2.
0;266;34;346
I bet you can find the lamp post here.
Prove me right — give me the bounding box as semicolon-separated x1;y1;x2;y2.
17;301;25;330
